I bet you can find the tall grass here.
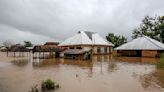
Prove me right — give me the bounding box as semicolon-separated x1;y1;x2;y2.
156;54;164;69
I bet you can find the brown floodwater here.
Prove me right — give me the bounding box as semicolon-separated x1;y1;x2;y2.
0;52;164;92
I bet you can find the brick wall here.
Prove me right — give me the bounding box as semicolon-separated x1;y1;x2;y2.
142;50;158;57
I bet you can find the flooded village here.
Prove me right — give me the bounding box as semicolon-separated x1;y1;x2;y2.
1;0;164;92
0;31;164;92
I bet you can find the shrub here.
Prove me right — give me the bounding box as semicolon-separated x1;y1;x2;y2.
156;54;164;69
41;79;55;90
29;85;39;92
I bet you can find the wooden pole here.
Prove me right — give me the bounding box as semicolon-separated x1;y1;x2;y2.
39;52;40;59
7;50;8;56
14;52;15;57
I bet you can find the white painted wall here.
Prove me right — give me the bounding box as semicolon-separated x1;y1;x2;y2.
101;47;104;54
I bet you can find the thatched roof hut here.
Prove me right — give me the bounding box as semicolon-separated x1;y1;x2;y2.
33;42;65;53
0;46;7;51
44;42;59;45
10;44;29;52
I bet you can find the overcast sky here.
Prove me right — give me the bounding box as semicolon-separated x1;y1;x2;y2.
0;0;164;45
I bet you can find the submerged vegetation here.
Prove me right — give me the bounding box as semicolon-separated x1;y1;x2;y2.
42;79;57;90
41;79;60;91
30;85;38;92
156;54;164;69
29;79;59;92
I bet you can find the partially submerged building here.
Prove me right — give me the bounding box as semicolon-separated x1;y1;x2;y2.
115;36;164;57
0;46;7;51
33;42;65;58
62;49;91;60
58;31;113;55
33;42;59;52
10;44;28;52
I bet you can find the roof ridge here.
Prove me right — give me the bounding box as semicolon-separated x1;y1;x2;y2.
92;33;95;45
144;36;164;49
80;32;83;44
80;31;92;45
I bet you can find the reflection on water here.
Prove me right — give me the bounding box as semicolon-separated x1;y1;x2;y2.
32;58;94;68
133;70;164;90
153;70;164;88
11;59;29;67
108;61;118;73
0;54;164;92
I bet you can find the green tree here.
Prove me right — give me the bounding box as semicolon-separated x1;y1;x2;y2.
132;15;164;43
24;41;33;47
106;33;127;48
157;16;164;43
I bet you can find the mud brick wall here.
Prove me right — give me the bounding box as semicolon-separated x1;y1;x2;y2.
142;50;158;57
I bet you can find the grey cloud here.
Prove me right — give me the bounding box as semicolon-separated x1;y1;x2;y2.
0;0;164;43
0;24;56;45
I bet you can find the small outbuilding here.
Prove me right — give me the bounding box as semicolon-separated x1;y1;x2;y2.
58;31;114;55
33;42;59;52
115;36;164;57
10;44;29;52
0;46;7;51
61;49;91;60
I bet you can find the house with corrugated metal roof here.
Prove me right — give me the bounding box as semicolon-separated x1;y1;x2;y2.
115;36;164;57
59;31;113;55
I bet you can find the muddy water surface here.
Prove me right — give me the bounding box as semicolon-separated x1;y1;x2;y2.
0;53;164;92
